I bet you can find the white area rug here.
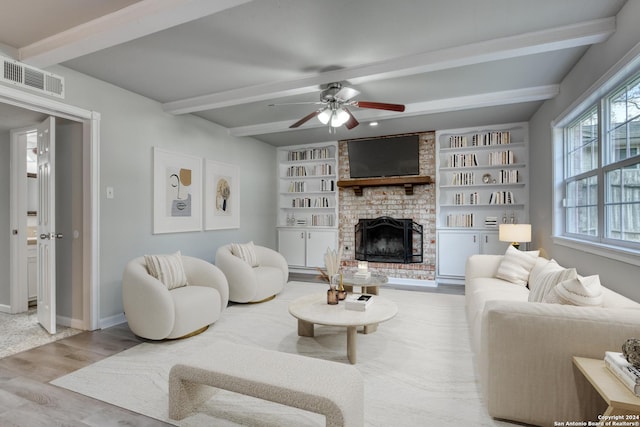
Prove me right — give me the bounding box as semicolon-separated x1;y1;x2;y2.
52;282;513;426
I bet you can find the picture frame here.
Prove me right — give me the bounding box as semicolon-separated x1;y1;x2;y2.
204;160;240;230
153;147;202;234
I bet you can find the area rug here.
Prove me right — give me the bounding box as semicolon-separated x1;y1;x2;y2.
51;282;513;426
0;308;82;359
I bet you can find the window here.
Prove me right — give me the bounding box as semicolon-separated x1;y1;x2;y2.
560;74;640;250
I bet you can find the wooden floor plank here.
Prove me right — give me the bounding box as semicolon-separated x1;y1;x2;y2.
0;323;171;426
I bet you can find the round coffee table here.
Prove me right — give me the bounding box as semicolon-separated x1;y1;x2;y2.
288;293;398;364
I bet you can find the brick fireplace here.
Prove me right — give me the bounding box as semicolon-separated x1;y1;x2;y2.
338;132;436;282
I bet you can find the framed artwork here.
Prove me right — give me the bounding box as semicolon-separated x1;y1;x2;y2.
205;160;240;230
153;147;202;234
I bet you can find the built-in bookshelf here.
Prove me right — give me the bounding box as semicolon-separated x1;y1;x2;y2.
435;122;529;283
277;142;339;228
436;122;529;229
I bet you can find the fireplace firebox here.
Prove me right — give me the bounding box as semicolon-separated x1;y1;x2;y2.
355;216;423;263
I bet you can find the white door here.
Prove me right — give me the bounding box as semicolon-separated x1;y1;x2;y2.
37;117;57;334
278;229;306;267
305;230;338;268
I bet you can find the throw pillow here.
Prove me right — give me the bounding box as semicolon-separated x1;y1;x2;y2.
495;245;540;286
527;257;552;291
144;251;188;290
231;241;259;267
543;275;604;307
527;262;577;303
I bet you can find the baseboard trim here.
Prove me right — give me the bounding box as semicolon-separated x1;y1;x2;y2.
100;313;127;330
56;315;85;330
388;277;437;288
0;304;11;314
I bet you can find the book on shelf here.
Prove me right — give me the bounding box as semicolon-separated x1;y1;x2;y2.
604;351;640;396
345;294;374;311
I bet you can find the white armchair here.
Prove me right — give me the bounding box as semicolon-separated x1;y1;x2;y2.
122;255;229;340
215;243;288;303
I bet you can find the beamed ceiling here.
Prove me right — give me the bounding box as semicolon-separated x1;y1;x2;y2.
0;0;629;145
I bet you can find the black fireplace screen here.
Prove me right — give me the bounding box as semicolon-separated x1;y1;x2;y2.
355;216;423;264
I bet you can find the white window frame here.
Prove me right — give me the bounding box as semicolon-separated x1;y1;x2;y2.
552;44;640;267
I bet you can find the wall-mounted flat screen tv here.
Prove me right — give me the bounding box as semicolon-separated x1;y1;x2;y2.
347;135;420;178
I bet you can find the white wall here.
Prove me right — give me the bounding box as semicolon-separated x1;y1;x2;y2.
529;0;640;301
0;64;278;324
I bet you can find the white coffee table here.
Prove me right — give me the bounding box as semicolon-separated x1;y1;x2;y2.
288;293;398;364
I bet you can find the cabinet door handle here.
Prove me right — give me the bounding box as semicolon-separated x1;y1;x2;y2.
473;235;476;243
485;235;488;243
308;232;311;239
300;232;304;239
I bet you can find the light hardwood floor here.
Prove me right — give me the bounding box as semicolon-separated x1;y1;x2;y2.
0;323;171;426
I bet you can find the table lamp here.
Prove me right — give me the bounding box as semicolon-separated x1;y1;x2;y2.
499;224;531;250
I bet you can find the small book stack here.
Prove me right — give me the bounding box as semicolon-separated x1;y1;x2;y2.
604;351;640;396
345;294;374;311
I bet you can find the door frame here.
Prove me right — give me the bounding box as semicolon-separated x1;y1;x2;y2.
4;84;100;331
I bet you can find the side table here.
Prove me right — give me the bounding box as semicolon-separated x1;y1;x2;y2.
340;272;388;296
573;356;640;416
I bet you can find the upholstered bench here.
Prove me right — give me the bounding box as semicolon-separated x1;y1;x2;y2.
168;342;364;427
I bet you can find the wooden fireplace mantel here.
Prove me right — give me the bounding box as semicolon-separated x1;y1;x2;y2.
337;176;433;196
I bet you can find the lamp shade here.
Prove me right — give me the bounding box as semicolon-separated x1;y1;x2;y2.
499;224;531;243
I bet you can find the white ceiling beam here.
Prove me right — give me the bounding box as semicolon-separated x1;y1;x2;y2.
18;0;253;68
228;85;559;137
164;17;613;115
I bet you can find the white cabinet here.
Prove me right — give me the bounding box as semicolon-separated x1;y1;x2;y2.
436;227;511;282
278;228;337;269
435;122;529;284
277;142;339;271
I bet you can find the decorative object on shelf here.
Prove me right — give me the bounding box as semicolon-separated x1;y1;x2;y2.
498;223;531;250
205;160;240;230
482;173;492;184
153;147;202;234
623;338;640;368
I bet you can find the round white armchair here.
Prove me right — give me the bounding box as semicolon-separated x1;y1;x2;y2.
122;255;229;340
215;243;288;303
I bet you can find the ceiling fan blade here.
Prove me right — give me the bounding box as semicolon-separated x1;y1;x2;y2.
334;87;360;102
343;107;359;130
354;101;406;112
289;109;323;128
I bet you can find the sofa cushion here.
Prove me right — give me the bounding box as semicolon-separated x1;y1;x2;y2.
528;261;577;303
543;275;604;307
144;251;188;290
231;241;259;267
495;245;540;286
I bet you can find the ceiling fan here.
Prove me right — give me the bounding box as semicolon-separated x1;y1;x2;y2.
270;82;405;131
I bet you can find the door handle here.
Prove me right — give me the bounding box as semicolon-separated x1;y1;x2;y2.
40;232;63;240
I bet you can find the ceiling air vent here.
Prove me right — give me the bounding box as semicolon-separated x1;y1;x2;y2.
0;56;64;98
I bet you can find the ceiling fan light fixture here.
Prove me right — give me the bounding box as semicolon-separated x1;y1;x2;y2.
317;108;331;124
330;108;350;127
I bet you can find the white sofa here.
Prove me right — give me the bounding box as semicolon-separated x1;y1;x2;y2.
465;253;640;426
